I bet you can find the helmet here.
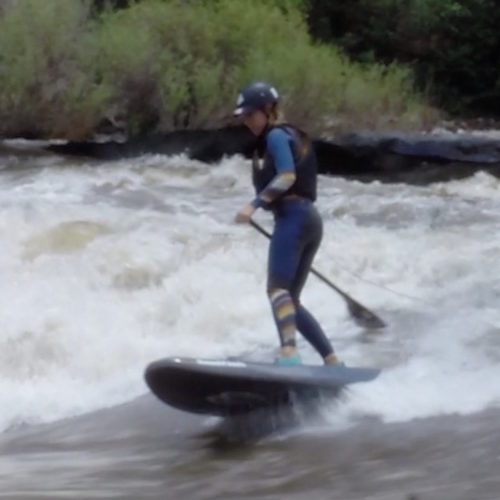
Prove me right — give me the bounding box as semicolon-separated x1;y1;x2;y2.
233;81;280;116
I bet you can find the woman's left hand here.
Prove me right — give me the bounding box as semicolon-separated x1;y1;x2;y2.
235;203;256;223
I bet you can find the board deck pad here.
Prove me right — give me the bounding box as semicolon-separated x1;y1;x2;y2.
144;357;380;416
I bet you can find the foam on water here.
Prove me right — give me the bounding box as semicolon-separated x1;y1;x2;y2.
1;151;500;432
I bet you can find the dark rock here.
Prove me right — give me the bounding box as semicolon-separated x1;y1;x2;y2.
46;127;500;185
46;126;256;163
314;132;500;184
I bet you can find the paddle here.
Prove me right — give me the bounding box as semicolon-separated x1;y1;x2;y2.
249;219;386;330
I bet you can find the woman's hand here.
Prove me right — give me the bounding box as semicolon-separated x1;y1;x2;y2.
234;203;256;224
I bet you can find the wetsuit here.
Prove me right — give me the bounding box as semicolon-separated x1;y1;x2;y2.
252;125;334;359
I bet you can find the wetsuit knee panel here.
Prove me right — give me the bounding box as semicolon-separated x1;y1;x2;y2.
268;288;296;347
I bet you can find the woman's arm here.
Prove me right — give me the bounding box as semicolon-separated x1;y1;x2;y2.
251;128;296;209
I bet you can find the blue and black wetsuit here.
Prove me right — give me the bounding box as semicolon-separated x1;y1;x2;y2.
252;125;335;360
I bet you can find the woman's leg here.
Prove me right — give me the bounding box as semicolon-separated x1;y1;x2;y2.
290;206;339;363
267;207;303;356
295;303;334;358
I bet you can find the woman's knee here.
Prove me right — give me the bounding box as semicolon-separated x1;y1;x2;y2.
267;287;288;301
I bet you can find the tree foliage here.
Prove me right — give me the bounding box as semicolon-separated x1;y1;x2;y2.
303;0;500;116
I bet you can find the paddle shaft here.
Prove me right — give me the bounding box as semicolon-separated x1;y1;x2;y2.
249;219;386;329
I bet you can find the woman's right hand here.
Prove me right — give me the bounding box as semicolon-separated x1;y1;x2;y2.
234;203;256;224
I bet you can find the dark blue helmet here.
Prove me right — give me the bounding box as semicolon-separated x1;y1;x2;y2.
233;82;280;116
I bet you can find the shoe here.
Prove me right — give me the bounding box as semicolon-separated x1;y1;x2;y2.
275;354;302;366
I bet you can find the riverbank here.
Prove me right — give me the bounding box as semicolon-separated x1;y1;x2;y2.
3;124;499;186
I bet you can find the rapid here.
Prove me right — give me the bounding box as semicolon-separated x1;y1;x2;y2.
1;145;500;499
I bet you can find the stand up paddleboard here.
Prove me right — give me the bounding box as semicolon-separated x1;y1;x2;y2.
144;357;380;416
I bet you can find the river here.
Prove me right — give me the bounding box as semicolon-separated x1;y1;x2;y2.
1;143;499;499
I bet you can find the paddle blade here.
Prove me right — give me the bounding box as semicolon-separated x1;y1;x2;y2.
345;297;386;330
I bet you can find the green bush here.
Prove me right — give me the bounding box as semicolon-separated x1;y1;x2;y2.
0;0;109;139
0;0;437;139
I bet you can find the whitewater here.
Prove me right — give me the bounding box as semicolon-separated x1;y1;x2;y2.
1;148;500;434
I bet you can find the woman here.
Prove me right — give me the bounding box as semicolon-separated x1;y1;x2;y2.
234;81;341;366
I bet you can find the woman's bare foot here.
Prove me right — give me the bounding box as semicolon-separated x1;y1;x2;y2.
280;346;299;358
324;353;342;365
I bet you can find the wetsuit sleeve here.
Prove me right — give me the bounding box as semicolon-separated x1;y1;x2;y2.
251;128;296;208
